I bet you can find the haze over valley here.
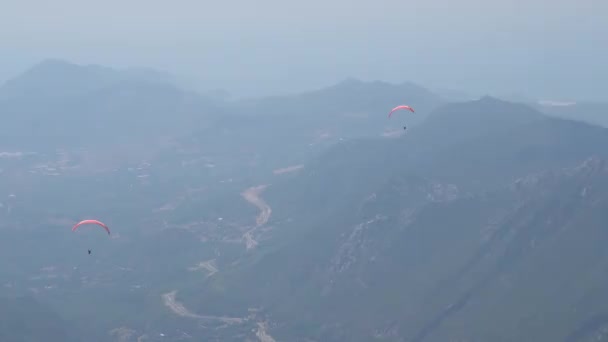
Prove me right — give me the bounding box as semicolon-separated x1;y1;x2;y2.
1;2;608;340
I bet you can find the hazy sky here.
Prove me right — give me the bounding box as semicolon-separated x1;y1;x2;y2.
1;0;606;99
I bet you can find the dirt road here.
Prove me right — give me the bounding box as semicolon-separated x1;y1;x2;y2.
241;185;271;227
241;185;272;249
188;259;218;277
272;164;303;175
161;291;243;324
256;322;277;342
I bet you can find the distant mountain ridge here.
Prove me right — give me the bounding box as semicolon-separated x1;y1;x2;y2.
0;59;223;149
0;60;447;152
0;59;175;101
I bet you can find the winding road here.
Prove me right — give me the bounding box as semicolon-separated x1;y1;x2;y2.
161;291;243;324
241;185;272;249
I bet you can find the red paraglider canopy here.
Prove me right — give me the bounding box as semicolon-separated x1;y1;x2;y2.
388;105;415;118
72;219;111;235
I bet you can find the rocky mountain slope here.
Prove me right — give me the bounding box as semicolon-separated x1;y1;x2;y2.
180;98;608;341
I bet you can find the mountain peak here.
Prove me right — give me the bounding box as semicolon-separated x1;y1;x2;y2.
0;60;175;101
328;78;430;94
416;96;544;146
33;58;73;68
430;95;543;120
335;77;363;86
20;58;111;79
0;59;116;99
477;95;504;103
